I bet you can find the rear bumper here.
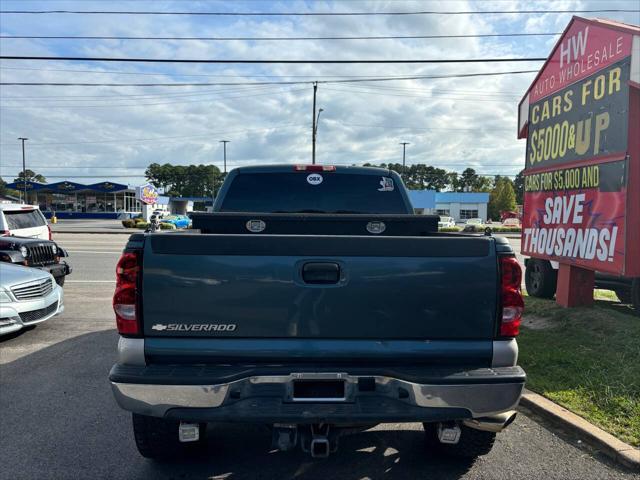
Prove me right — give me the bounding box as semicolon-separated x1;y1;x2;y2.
110;366;525;423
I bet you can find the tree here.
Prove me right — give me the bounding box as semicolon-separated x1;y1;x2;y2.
451;168;492;192
13;169;46;183
0;178;19;198
488;177;517;220
514;170;525;205
145;163;224;197
362;163;451;191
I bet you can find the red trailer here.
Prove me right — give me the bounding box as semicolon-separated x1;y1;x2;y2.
517;17;640;313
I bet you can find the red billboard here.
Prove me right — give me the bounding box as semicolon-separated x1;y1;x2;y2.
518;16;639;276
522;159;627;274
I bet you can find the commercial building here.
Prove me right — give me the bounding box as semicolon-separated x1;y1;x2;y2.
2;180;207;219
407;190;490;222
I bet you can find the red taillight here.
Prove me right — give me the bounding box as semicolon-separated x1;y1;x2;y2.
500;256;524;337
113;251;141;335
293;165;336;172
47;224;52;240
1;230;9;236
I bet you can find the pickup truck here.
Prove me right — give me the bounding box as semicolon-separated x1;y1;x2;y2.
109;165;525;461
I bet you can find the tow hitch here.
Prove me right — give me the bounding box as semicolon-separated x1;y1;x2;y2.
272;423;340;458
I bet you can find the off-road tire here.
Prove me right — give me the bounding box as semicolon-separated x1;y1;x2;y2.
525;259;557;299
423;423;496;459
54;275;65;287
132;413;206;460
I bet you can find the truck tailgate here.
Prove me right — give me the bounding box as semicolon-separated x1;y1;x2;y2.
141;234;498;340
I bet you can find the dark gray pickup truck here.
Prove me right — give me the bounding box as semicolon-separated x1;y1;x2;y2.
109;165;526;461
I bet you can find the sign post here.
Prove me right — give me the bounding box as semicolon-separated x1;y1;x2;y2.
518;16;640;307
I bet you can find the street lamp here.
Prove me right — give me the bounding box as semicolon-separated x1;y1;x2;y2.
399;142;410;181
312;108;323;164
219;140;229;174
18;137;28;203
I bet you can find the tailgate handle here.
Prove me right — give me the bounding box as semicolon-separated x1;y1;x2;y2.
302;262;340;284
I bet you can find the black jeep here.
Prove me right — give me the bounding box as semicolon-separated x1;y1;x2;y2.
0;236;72;286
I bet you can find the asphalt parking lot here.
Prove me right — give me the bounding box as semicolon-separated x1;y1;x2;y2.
1;233;638;480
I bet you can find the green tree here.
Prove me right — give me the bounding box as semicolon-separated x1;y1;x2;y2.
0;178;19;198
451;168;492;192
145;163;224;197
514;170;525;205
362;163;451;191
488;177;517;220
13;169;46;183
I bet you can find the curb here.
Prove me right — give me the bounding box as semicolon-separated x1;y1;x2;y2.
520;390;639;471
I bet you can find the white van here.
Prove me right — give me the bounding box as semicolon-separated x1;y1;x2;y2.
0;204;51;239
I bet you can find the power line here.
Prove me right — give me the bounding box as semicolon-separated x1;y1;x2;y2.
0;9;636;15
0;66;530;80
0;32;561;41
0;125;307;146
0;86;308;108
0;69;539;87
0;55;547;64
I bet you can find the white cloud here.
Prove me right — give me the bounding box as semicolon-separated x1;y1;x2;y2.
0;0;638;185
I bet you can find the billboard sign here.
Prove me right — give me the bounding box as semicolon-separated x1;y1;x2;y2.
519;17;637;275
525;59;630;171
522;159;627;273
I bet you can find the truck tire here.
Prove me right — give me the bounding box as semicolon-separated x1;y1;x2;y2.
423;423;496;459
132;414;206;460
614;287;632;304
525;259;557;299
54;275;65;287
632;279;640;316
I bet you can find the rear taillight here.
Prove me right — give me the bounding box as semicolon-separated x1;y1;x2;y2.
113;251;141;335
1;230;9;236
47;224;52;240
500;256;524;337
294;165;336;172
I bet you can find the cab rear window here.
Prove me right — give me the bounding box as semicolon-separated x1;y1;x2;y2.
3;210;46;229
220;172;408;214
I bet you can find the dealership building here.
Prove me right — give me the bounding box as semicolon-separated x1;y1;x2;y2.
3;180;212;219
408;191;490;222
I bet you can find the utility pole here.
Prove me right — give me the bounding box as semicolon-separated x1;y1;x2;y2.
311;82;317;164
18;137;28;203
400;142;410;181
219;140;229;174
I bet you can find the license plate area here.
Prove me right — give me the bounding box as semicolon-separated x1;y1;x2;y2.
287;373;351;402
293;380;345;401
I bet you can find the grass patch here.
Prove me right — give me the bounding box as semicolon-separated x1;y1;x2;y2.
518;295;640;446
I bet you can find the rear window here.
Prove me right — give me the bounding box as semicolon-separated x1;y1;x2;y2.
3;209;46;229
219;172;408;214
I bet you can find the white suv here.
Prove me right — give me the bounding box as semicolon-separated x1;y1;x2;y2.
0;204;50;239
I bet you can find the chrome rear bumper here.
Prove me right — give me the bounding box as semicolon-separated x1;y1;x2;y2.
111;370;524;421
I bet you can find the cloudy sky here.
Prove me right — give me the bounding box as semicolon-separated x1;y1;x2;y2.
0;0;638;187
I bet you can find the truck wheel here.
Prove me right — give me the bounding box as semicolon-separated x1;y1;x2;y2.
614;288;632;304
423;423;496;459
525;259;557;299
132;414;206;460
632;279;640;317
54;276;65;287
